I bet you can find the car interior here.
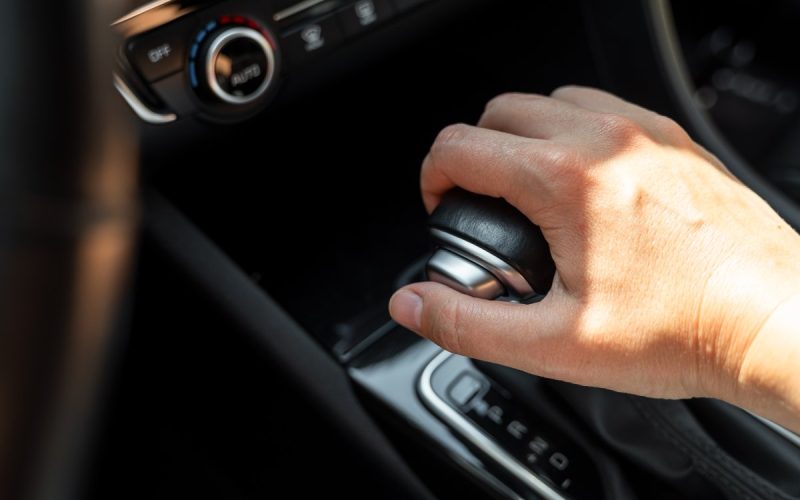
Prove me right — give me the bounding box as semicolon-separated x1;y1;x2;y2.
3;0;800;499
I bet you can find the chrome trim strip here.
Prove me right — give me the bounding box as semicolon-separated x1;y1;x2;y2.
273;0;326;21
748;412;800;449
205;27;276;105
427;249;504;299
430;228;535;299
113;74;177;124
112;0;175;26
418;351;565;500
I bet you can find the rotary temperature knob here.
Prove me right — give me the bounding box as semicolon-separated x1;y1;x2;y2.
189;17;278;106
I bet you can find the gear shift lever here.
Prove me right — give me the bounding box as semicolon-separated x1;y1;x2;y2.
426;188;555;302
423;190;800;499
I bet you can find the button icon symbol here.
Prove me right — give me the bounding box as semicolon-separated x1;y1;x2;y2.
486;405;504;424
301;25;325;51
147;43;172;63
506;420;528;440
230;63;262;89
471;398;489;417
354;0;378;26
549;452;569;471
528;436;549;455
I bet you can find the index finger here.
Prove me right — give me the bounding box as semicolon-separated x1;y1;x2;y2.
420;123;567;217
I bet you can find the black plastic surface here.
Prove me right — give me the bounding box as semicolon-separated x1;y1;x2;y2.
136;194;438;500
429;188;556;296
337;0;396;37
127;25;187;82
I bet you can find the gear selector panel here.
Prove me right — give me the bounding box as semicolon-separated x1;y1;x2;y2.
420;352;602;499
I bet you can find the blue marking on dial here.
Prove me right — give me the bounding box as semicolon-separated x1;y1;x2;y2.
189;61;198;88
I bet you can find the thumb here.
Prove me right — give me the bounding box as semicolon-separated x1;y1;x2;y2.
389;281;545;363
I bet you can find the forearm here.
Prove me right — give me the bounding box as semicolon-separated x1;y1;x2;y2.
736;293;800;434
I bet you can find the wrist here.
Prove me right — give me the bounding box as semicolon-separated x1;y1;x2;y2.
732;293;800;433
692;249;800;404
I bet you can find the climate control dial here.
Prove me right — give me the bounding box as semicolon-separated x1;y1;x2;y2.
189;17;278;107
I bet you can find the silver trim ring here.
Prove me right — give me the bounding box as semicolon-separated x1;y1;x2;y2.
113;73;177;124
430;228;535;299
427;249;505;299
419;351;565;500
205;27;276;105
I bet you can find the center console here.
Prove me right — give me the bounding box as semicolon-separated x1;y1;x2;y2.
132;1;800;498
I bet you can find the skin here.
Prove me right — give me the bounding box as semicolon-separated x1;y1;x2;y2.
389;86;800;433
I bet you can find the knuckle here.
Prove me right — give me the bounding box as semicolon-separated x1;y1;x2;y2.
428;123;469;165
595;113;643;143
484;92;547;118
486;92;527;110
543;146;581;169
550;84;586;99
534;146;597;199
649;115;690;144
433;123;469;149
649;114;680;134
533;145;586;175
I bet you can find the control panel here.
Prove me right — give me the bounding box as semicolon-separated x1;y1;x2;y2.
420;352;603;499
113;0;434;124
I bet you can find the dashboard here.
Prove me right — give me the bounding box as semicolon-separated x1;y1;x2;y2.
114;0;443;124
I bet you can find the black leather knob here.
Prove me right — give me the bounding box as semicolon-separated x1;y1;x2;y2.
428;188;556;300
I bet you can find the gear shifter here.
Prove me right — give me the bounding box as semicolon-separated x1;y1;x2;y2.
421;191;800;500
426;188;555;302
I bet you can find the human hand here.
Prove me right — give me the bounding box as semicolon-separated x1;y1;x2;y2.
389;86;800;430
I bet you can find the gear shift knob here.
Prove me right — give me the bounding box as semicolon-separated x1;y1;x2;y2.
426;189;555;302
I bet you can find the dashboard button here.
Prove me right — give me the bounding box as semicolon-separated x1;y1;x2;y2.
549;452;569;471
281;16;343;64
338;0;395;37
127;28;186;82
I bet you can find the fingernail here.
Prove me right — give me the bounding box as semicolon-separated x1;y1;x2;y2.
389;289;422;331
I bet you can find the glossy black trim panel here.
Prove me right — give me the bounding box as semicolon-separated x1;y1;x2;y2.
145;193;437;500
